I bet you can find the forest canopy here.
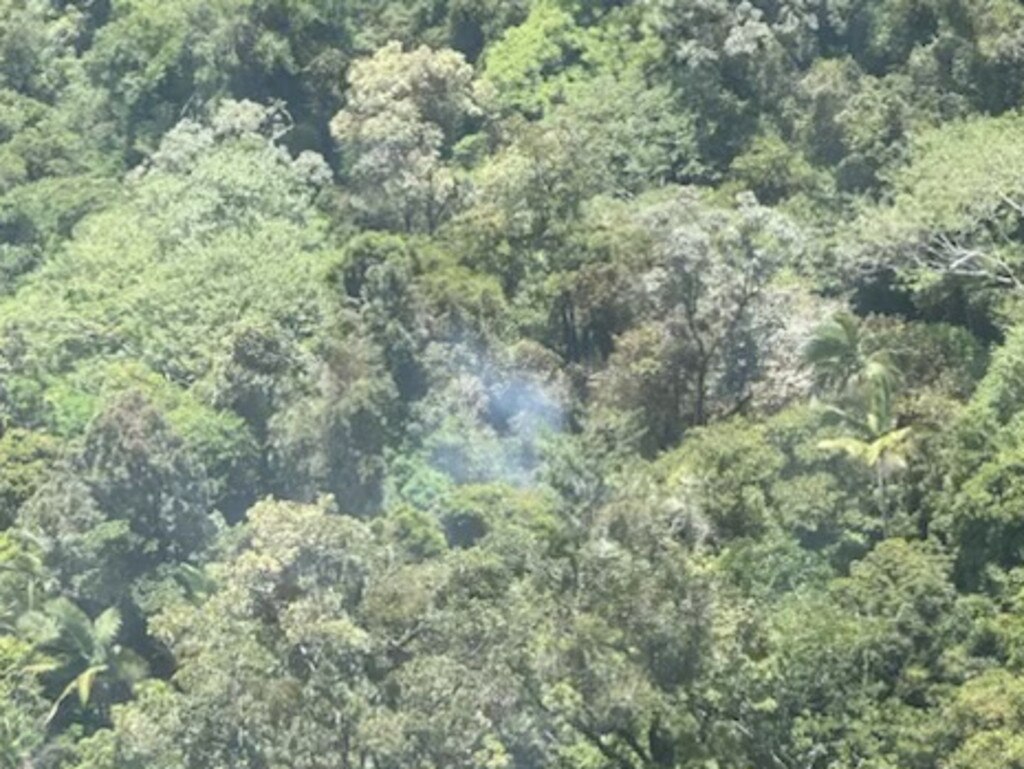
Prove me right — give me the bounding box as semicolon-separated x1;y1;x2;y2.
4;0;1024;767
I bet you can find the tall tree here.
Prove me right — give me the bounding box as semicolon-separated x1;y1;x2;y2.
330;41;484;232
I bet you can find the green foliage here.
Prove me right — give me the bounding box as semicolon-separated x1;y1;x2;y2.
931;327;1024;586
3;0;1024;765
848;112;1024;307
0;428;57;529
18;391;215;610
481;3;583;117
0;100;333;385
330;41;484;232
662;418;783;541
0;633;48;769
729;130;824;204
19;597;147;728
593;189;803;452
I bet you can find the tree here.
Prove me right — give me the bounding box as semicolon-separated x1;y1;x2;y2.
0;428;57;530
847;112;1024;304
792;58;910;193
268;331;398;515
81;499;382;769
18;391;214;610
804;311;904;408
0;634;48;769
479;3;583;118
332;232;430;401
660;418;784;542
818;425;914;534
809;314;914;533
943;669;1024;769
0;101;336;411
4;0;1024;763
82;0;357;160
644;0;812;171
18;598;146;728
593;189;803;453
330;41;484;232
932;326;1024;587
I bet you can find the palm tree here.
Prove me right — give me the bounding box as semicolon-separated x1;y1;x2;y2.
818;424;914;531
804;311;863;391
807;313;915;532
803;311;900;401
18;598;147;725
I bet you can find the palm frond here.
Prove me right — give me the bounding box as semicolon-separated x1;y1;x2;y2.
92;608;122;650
46;664;107;725
804;312;862;390
864;427;914;467
818;437;871;462
44;598;95;658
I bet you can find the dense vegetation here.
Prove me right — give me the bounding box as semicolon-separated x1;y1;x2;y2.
5;0;1024;766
